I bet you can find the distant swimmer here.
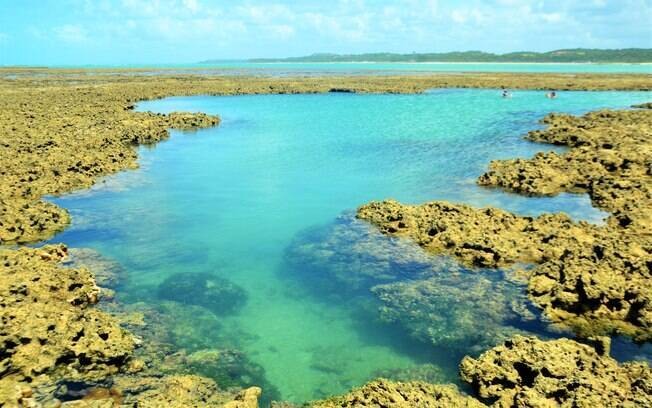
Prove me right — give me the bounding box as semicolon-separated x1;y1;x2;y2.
546;91;557;99
502;90;512;98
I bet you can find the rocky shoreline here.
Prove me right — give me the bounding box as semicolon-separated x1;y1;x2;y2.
1;69;651;406
356;105;652;405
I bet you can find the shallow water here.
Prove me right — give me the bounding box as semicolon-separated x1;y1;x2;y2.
49;89;651;404
46;61;652;76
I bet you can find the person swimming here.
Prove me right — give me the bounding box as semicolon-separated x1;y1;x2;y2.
546;91;557;99
502;90;511;98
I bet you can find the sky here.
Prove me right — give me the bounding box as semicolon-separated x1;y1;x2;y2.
0;0;650;65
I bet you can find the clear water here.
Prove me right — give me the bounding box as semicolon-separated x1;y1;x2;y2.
49;89;651;404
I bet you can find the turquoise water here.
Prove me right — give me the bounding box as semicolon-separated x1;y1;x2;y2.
41;61;652;75
49;89;651;404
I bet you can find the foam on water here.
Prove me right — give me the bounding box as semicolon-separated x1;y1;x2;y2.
49;89;651;404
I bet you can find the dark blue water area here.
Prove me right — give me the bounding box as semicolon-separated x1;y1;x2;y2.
45;89;651;403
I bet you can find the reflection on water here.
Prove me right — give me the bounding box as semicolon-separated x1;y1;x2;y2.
47;90;651;404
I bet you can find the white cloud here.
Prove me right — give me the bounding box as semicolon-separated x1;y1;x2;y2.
19;0;651;60
540;12;564;23
54;24;89;44
182;0;200;13
450;8;486;25
269;24;295;39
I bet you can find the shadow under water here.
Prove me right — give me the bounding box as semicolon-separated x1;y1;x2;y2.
281;213;558;368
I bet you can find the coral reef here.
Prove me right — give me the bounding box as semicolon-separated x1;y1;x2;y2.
312;379;485;407
1;71;650;245
358;107;652;341
284;215;442;293
63;248;126;289
460;335;652;407
0;246;263;407
478;108;652;232
1;69;651;406
157;272;247;315
0;245;134;405
318;335;652;408
372;270;537;354
286;215;540;353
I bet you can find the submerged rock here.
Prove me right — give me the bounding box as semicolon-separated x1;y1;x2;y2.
287;214;544;353
63;248;126;289
357;107;652;341
157;272;247;315
372;363;447;384
372;268;538;353
284;214;444;293
46;375;261;408
460;335;652;407
358;199;652;341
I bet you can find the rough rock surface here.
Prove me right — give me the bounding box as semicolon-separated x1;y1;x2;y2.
460;335;652;407
0;245;135;405
478;108;652;232
358;107;652;341
358;199;652;340
312;379;485;408
0;246;263;407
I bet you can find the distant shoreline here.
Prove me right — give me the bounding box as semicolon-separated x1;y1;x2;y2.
209;61;652;65
2;62;651;70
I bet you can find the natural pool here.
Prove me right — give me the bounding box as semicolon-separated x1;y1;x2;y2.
48;89;651;404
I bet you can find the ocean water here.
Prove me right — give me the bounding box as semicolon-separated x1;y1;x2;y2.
49;89;651;404
196;61;652;75
42;61;652;76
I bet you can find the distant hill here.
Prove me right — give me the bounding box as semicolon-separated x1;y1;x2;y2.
201;49;652;64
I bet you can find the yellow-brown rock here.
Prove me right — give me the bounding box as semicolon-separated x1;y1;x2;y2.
460;335;652;408
0;245;134;404
312;379;485;408
358;107;652;341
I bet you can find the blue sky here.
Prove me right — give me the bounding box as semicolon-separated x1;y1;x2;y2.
0;0;650;65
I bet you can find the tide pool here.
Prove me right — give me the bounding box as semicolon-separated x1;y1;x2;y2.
49;89;651;404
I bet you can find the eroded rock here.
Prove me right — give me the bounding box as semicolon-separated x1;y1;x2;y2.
358;198;652;340
0;245;135;405
312;379;485;408
460;335;652;407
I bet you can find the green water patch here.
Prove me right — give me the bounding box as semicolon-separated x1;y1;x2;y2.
48;89;652;404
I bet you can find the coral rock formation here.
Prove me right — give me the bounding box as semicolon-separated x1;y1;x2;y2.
0;245;135;404
358;106;652;341
312;379;485;408
460;335;652;407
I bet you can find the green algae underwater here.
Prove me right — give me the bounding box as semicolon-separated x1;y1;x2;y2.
47;89;652;404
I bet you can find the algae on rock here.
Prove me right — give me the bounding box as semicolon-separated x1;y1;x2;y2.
157;272;247;315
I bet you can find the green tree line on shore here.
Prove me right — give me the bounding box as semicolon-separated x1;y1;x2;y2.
202;49;652;64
